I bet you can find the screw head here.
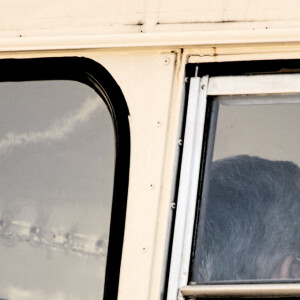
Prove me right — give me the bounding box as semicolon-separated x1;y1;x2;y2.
164;57;170;65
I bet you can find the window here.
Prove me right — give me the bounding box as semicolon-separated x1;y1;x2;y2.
0;58;130;300
167;62;300;299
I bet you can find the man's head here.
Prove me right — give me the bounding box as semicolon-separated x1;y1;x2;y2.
192;155;300;282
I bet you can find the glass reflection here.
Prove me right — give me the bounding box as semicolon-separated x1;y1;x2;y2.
0;81;115;299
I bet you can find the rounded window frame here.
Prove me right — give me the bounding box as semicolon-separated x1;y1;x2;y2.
0;57;130;300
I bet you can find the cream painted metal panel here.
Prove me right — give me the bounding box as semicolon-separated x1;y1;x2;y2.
1;0;300;41
158;0;300;23
88;51;180;300
0;0;144;36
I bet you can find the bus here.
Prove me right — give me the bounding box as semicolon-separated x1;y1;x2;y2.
0;0;299;299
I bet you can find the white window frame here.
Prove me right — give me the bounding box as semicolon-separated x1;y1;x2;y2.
167;73;300;300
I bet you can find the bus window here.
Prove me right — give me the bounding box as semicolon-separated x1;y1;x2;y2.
167;71;300;299
0;80;114;300
191;94;300;283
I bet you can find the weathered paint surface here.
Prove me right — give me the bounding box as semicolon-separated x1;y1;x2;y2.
1;0;300;38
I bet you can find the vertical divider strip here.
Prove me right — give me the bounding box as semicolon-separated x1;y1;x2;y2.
167;75;209;300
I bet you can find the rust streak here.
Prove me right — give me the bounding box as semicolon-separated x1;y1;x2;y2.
175;48;184;85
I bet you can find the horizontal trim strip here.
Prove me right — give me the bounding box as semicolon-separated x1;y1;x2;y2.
208;74;300;95
1;28;300;52
181;284;300;298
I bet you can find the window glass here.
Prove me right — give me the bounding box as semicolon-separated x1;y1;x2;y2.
0;81;115;299
191;94;300;283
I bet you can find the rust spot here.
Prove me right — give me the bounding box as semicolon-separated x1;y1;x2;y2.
123;21;144;26
175;48;184;84
213;47;217;56
157;20;253;25
213;20;242;23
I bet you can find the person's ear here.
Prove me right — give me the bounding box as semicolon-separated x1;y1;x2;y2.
272;255;300;279
279;255;294;278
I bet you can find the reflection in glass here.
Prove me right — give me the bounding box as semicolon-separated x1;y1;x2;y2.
0;81;115;299
191;95;300;283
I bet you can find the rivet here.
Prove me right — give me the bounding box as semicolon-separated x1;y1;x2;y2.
164;57;170;65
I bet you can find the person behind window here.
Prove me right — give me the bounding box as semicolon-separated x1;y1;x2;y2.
193;155;300;282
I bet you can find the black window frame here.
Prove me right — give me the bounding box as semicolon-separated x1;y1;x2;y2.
0;57;130;300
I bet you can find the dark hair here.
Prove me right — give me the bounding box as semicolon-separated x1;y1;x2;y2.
192;155;300;282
